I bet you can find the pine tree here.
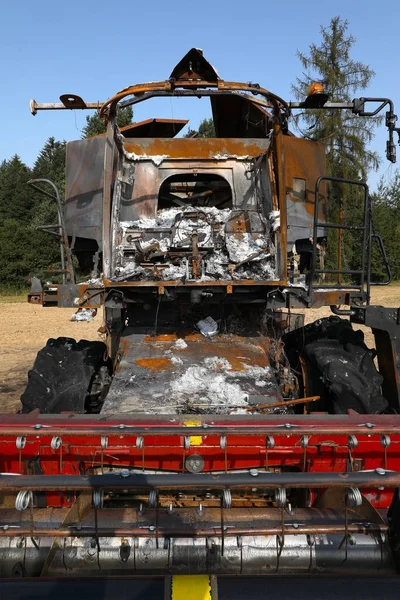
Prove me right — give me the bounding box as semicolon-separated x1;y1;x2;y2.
30;137;66;227
292;17;382;278
371;173;400;281
0;218;60;290
184;118;216;138
292;16;381;180
81;106;133;138
0;155;32;223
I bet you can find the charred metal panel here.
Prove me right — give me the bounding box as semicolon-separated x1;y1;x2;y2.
101;331;281;415
211;95;272;138
64;136;105;248
283;136;327;246
117;149;272;222
120;118;188;138
109;137;277;282
170;47;220;81
119;161;159;221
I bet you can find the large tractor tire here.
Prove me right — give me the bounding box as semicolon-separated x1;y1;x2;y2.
283;316;388;414
21;337;109;414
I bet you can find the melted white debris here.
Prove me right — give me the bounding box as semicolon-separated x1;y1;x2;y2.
170;365;248;408
80;277;103;286
203;356;231;369
269;210;280;232
115;263;147;279
172;338;188;350
204;254;228;277
139;238;170;253
225;232;269;263
124;151;169;166
171;356;183;365
161;264;187;280
116;205;277;282
70;308;97;322
212;154;251;161
197;316;219;337
241;364;272;378
121;206;231;230
169;357;274;413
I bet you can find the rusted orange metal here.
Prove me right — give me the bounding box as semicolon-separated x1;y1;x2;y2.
100;80;287;122
136;357;173;371
272;123;288;283
283;135;327;218
123;137;270;159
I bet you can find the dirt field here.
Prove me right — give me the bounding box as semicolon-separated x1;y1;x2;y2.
1;285;400;414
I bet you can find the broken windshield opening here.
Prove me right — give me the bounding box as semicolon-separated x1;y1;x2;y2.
158;173;232;210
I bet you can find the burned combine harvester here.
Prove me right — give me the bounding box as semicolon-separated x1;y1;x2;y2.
2;49;400;597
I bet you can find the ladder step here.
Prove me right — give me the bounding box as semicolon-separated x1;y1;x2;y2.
314;269;363;275
313;285;363;290
316;222;365;231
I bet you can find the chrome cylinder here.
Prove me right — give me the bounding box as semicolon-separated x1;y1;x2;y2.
0;532;395;578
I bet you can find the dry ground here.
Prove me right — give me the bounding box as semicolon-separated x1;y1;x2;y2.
1;285;400;414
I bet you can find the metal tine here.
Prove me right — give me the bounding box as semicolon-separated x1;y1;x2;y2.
92;489;103;559
100;436;108;474
16;436;26;474
339;487;362;563
266;435;275;471
51;436;63;474
275;488;286;571
220;436;228;473
381;434;391;470
220;503;225;556
348;435;358;471
136;436;145;472
307;534;315;571
301;435;309;471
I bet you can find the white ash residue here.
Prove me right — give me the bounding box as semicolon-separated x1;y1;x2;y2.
225;233;269;263
80;277;103;286
231;260;276;281
170;365;248;409
170;356;183;365
139;237;170;253
204;254;228;278
269;210;280;232
203;356;232;369
172;338;188;350
121;207;231;230
161;263;187;280
114;262;148;280
169;356;274;413
243;364;272;378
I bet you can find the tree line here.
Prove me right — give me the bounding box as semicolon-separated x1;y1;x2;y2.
0;108;132;291
0;17;399;291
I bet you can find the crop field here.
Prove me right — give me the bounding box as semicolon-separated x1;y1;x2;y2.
1;285;400;414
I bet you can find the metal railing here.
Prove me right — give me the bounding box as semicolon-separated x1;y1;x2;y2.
310;176;369;305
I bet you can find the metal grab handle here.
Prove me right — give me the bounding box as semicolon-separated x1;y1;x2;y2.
330;305;356;317
27;179;75;284
370;233;392;286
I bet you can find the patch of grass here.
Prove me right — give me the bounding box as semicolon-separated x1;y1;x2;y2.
0;288;29;303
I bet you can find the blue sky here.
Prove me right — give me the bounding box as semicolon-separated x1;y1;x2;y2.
1;0;399;190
